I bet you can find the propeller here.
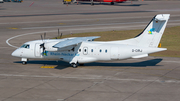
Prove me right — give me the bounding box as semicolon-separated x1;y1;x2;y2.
40;33;46;56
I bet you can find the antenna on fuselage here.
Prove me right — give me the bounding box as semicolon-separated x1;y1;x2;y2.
58;29;59;38
60;33;62;39
56;29;62;39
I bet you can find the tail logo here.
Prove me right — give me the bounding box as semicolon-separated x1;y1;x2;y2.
148;28;155;34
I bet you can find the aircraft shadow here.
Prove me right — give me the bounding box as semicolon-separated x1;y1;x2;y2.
14;60;69;70
14;58;163;70
83;58;163;67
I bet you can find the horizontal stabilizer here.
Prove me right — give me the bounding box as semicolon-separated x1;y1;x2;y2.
155;14;168;21
131;48;166;59
132;54;148;59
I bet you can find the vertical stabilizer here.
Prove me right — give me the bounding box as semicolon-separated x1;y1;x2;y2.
135;14;170;48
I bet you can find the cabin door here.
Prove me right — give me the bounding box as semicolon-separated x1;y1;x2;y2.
110;47;118;59
35;43;42;57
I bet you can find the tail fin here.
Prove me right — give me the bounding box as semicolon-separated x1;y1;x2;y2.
135;14;170;48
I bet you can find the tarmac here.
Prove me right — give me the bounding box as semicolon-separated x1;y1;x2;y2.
0;0;180;101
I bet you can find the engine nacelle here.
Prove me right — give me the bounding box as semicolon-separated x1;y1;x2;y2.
44;41;59;51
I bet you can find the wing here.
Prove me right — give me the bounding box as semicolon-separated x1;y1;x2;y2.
53;36;100;49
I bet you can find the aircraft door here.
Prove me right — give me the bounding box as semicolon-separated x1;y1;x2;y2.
83;47;88;55
110;47;118;59
35;43;42;57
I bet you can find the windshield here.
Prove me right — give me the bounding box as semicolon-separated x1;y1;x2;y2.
20;44;30;49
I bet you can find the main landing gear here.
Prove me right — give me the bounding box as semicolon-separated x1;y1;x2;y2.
71;63;78;68
70;62;84;68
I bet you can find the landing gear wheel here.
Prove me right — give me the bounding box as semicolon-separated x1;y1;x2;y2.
91;2;94;6
71;63;78;68
22;61;27;65
21;58;28;65
111;2;114;5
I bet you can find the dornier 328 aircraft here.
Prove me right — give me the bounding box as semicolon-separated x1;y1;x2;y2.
12;14;170;68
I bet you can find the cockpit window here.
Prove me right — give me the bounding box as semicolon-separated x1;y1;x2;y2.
25;45;30;48
20;44;30;49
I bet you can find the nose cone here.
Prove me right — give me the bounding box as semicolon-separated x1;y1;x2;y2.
11;49;20;57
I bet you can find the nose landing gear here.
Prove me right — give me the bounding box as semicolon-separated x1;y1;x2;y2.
21;58;28;65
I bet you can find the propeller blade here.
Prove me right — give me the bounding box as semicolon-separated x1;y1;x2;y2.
58;29;60;39
58;29;59;35
60;33;62;39
42;47;45;56
41;35;43;41
40;43;45;56
40;34;46;56
40;43;44;47
44;32;46;39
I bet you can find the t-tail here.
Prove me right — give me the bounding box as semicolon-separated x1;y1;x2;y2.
135;14;170;48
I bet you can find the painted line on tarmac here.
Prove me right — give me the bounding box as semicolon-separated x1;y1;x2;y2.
6;30;56;48
59;23;65;25
0;16;152;25
8;27;19;30
6;25;145;48
0;73;180;83
21;22;147;30
41;66;55;68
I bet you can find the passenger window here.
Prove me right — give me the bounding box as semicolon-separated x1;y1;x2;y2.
91;49;93;52
105;49;107;53
100;49;102;52
84;49;87;52
79;49;81;52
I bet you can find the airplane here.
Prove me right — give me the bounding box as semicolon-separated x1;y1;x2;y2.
73;0;127;5
12;14;170;68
